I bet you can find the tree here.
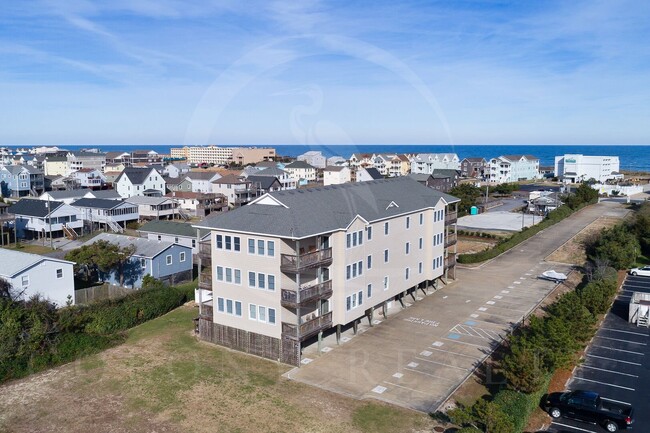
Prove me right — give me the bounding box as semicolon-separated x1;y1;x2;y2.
448;399;514;433
501;335;547;393
492;183;518;195
588;224;640;269
450;184;483;215
65;240;136;286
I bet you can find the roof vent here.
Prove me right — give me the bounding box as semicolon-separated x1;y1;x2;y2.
386;201;399;210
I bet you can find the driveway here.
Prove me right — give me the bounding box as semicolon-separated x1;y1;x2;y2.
548;274;650;433
287;202;627;413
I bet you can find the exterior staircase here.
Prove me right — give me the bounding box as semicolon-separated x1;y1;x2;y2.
638;313;649;328
178;208;191;221
105;217;124;233
63;224;78;240
30;187;39;197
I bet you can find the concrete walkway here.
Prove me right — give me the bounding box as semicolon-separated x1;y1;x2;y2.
285;202;627;413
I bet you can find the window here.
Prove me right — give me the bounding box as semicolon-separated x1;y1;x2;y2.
419;262;423;274
180;251;186;262
358;261;363;275
225;236;232;250
268;275;275;291
406;216;410;229
346;296;352;311
419;213;423;225
248;271;256;287
235;301;242;317
192;239;196;248
249;304;257;320
174;237;179;243
257;239;264;255
347;233;352;248
166;255;172;265
267;241;275;257
352;231;357;246
258;273;266;289
225;267;232;283
366;226;372;240
358;290;363;306
157;235;162;241
383;276;389;290
358;230;363;245
217;297;225;312
248;239;255;254
346;265;351;280
56;268;63;279
367;255;372;269
216;234;223;249
234;269;241;284
140;258;146;269
419;237;423;249
259;306;267;322
405;242;410;254
226;299;233;314
217;266;224;281
405;267;410;280
367;284;372;298
384;222;389;235
233;237;240;251
384;249;389;263
268;308;276;324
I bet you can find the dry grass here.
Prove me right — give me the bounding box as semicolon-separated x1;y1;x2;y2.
546;216;623;265
0;306;431;433
456;238;497;255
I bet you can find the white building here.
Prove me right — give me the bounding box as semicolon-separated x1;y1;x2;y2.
184;171;222;193
69;168;106;189
297;151;326;168
71;198;139;232
8;199;83;240
323;166;351;186
410;153;460;174
0;249;75;307
488;155;540;183
193;177;460;365
327;156;348;167
66;151;106;174
115;167;166;198
125;196;181;220
554;154;622;183
284;161;317;184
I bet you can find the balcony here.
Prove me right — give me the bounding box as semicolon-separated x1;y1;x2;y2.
444;255;457;270
281;280;333;308
198;241;211;262
282;311;333;341
198;269;212;291
445;232;457;248
445;211;457;225
280;247;332;273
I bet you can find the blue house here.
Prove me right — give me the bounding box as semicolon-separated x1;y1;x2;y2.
0;165;45;197
81;233;193;288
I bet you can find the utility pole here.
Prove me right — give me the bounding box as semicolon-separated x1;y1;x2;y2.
47;196;53;249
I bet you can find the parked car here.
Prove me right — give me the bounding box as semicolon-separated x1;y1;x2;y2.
629;265;650;276
544;390;634;432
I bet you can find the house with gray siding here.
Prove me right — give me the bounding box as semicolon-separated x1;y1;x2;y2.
81;233;193;288
0;165;45;197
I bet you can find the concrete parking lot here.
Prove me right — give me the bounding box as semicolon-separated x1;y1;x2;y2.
548;274;650;433
287;202;625;413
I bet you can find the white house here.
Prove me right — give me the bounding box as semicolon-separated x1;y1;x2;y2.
0;249;75;307
165;163;191;178
323;166;351;186
115;167;166;198
125;196;181;220
554;154;622;183
244;167;296;190
8;198;83;240
138;220;206;257
211;174;259;206
284;160;317;184
297;151;327;168
410;153;460;174
69;168;106;189
488;155;540;183
71;198;139;232
348;153;373;171
184;171;222;193
356;167;384;182
327;156;348;167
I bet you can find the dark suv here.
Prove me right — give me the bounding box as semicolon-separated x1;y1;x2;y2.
544;390;634;432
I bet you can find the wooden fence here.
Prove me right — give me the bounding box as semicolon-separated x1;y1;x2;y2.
74;284;135;304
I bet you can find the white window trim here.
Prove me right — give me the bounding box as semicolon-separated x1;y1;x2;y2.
166;255;172;265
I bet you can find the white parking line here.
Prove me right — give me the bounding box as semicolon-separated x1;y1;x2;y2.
404;368;458;382
585;354;642;366
382;381;429;395
601;327;648;337
426;346;483;359
591;345;644;356
572;376;635;391
594;335;646;345
551;422;597;433
579;364;639;378
414;357;471;371
442;338;491;349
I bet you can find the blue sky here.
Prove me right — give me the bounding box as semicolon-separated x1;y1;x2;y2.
1;0;649;145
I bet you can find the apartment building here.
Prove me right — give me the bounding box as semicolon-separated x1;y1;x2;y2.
170;146;276;165
554;154;622;183
66;151;106;174
410;153;460;174
488;155;540;183
230;147;276;165
193;177;459;366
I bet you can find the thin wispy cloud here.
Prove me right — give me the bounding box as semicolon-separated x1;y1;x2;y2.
0;0;648;144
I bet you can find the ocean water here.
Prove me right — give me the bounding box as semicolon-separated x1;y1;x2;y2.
10;144;650;172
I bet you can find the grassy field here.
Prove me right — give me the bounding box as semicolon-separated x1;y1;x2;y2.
0;305;432;433
2;243;55;255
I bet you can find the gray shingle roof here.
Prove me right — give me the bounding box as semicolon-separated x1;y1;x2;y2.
89;189;122;199
195;177;459;239
0;248;74;277
247;175;280;190
81;233;187;258
285;160;315;169
44;189;90;199
254;167;288;177
8;199;63;217
115;167;156;185
139;220;206;238
363;168;383;179
185;171;219;181
71;198;125;210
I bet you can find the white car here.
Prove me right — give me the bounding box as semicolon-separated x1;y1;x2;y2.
629;266;650;276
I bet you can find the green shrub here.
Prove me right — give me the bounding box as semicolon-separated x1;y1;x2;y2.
492;375;551;433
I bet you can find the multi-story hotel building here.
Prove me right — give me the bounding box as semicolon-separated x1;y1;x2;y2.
193;177;459;366
170;146;276;165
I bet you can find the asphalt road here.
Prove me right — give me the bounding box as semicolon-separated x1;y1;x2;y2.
548;274;650;433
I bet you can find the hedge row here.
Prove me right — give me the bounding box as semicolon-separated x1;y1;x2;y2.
457;201;591;264
0;278;196;383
